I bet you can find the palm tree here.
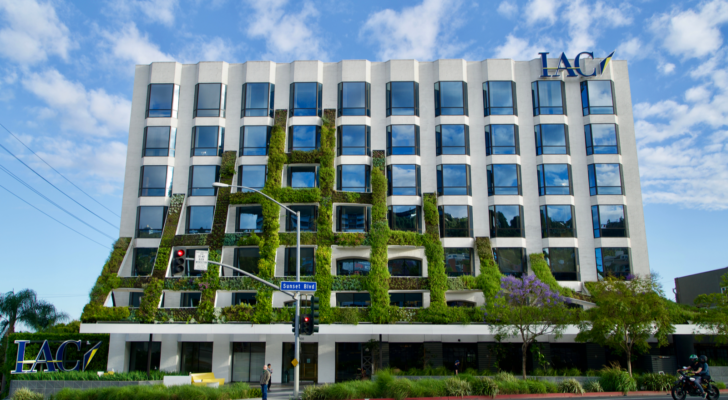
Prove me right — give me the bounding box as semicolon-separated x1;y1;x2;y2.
26;301;69;332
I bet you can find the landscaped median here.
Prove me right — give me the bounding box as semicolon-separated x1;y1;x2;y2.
9;382;261;400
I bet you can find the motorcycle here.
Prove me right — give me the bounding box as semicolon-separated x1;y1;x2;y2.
671;370;720;400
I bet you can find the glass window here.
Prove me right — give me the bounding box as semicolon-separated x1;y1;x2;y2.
143;126;175;157
595;248;631;280
290;82;322;117
180;342;213;374
444;248;472;276
338;82;370;116
137;206;167;238
489;205;523;238
493;248;525;277
532;81;565;115
146;84;178;118
234;248;260;276
192;126;224;156
194;83;226;118
439;206;473;238
233;293;257;306
540;205;576;238
240;126;270;156
238;165;267;192
388;165;420;196
483;81;516;116
537;164;572;195
485;125;518;155
232;343;266;383
284;247;315;275
436;125;469;155
337;205;370;233
437;164;471;196
388;205;421;233
387;81;419;116
286;205;317;232
133;248;157;276
180;292;202;307
188;165;219;196
337;293;371;307
337;126;370;156
129;342;161;372
390;293;423;307
387;125;419;156
337;259;371;276
289;166;318;188
388;259;422;277
288;126;321;152
435;81;468;116
337;165;370;192
588;164;623;195
535;124;569;155
585;124;619;155
591;205;627;238
129;292;143;307
581;81;615;115
242;83;274;118
447;301;475;307
139;166;170;197
236;206;263;233
543;248;579;281
487;164;521;196
187;206;214;234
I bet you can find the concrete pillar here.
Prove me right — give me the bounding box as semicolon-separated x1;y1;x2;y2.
107;334;127;372
318;336;336;383
424;342;443;368
159;335;179;372
211;335;230;381
266;335;284;384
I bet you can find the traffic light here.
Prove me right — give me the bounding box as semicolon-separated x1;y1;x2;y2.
291;313;297;333
310;296;319;334
172;249;186;274
300;314;311;335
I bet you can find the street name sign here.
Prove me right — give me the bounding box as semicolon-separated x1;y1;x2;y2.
280;281;317;292
194;250;209;271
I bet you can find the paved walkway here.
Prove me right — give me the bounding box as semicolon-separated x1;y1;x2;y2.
242;385;309;400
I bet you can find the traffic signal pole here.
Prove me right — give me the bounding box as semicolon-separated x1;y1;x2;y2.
294;211;301;397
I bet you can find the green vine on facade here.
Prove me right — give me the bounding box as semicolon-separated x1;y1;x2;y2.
81;238;132;323
314;109;336;322
365;151;391;323
152;194;185;280
530;253;573;297
475;237;503;308
423;193;447;310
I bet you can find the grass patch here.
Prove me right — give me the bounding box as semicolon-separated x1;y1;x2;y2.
49;382;259;400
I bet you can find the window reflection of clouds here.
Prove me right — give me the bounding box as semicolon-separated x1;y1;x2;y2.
544;164;570;187
392;165;416;185
442;165;467;186
588;81;613;107
391;125;415;147
493;165;518;187
292;126;317;148
441;125;465;146
492;125;515;146
595;164;621;186
341;165;366;188
591;124;617;145
441;82;464;107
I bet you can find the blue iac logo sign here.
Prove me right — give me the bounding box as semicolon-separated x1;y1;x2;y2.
13;340;103;374
539;51;615;78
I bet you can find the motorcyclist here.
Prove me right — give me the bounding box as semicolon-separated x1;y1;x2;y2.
679;354;709;398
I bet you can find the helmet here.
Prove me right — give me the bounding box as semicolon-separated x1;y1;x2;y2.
689;354;698;361
699;355;707;363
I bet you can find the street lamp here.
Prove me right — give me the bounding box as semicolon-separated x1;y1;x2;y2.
212;182;304;397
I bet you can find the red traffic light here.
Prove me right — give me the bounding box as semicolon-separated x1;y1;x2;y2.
176;249;185;257
303;316;311;323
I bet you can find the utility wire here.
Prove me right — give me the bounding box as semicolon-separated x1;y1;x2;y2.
0;182;111;249
0;123;121;218
0;165;115;240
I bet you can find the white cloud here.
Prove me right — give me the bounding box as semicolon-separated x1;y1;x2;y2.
524;0;561;26
618;37;643;60
563;0;633;57
685;85;711;103
497;2;518;18
660;63;676;75
0;0;75;65
101;23;174;66
107;0;178;26
494;35;551;60
650;0;728;59
178;37;238;63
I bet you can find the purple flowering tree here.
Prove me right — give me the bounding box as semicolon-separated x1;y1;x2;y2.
490;275;572;379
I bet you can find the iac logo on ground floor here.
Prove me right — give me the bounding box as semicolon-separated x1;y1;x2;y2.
539;51;615;78
13;340;103;374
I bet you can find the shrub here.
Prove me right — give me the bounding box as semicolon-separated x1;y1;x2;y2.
387;378;415;400
10;370;184;381
524;379;548;394
12;388;43;400
558;378;585;394
494;371;518;383
584;380;604;392
599;364;637;394
445;377;471;397
410;378;447;397
302;384;326;400
638;373;674;391
496;380;530;394
50;382;258;400
471;377;499;398
542;380;559;393
714;382;726;390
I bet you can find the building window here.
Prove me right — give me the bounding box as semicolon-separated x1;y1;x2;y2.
231;343;266;383
387;81;419;116
485;125;518;155
388;259;422;277
139;166;171;197
436;125;469;155
532;81;565;115
447;301;475;307
289;82;322;117
288;166;318;188
338;82;371;116
288;126;321;152
537;164;572;195
435;81;468;116
390;293;423;307
543;248;579;281
444;248;472;276
437;164;471;196
129;342;161;372
337;293;371;307
234;247;260;276
337;165;370;192
540;205;576;238
483;81;517;116
233;293;257;306
286;205;317;232
129;292;143;307
337;125;370;156
388;205;421;233
237;165;267;192
242;83;274;118
535;124;569;155
236;206;263;233
136;206;167;238
191;126;224;157
591;205;627;238
489;205;523;238
581;81;615;115
194;83;226;118
146;83;179;118
387;125;419;156
133;248;157;276
180;342;213;374
143;126;175;157
493;248;526;277
487;164;521;196
188;165;219;196
439;206;473;238
595;248;631;280
337;205;370;233
180;292;202;307
187;206;214;234
387;165;420;196
337;259;371;276
585;124;619;155
240;126;271;156
284;247;315;275
588;164;623;195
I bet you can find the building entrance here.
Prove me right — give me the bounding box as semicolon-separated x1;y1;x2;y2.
282;343;318;383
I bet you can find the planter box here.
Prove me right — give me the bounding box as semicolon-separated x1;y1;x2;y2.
393;376;595;384
8;380;162;400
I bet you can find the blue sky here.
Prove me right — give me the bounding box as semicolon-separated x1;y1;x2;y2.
0;0;727;321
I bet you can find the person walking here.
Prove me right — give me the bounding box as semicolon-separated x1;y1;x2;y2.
260;364;271;400
267;363;273;391
454;359;460;375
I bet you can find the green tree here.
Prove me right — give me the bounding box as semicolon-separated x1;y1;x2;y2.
1;290;45;394
26;302;69;332
694;272;728;344
577;276;674;376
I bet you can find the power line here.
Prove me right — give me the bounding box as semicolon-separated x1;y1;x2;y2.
0;123;121;218
0;182;111;249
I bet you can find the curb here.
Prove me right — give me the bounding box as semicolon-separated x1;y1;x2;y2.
350;389;728;400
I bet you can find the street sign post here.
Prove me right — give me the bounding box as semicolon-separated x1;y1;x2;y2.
193;250;209;271
280;281;317;292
